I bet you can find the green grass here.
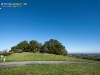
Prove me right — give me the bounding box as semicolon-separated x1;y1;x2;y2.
0;64;100;75
0;53;100;75
0;52;99;63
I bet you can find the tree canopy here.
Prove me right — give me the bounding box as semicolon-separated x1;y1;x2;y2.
9;39;68;56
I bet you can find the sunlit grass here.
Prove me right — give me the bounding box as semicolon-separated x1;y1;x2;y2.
0;52;99;63
0;53;100;75
0;64;100;75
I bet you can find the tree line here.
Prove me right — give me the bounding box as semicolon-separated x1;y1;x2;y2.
9;39;68;56
68;54;100;61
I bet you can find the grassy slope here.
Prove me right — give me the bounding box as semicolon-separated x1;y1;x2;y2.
0;64;100;75
0;53;100;75
0;52;99;63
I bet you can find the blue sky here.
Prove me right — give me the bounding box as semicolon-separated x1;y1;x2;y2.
0;0;100;53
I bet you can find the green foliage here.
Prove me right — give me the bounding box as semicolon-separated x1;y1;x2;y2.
17;40;29;52
9;39;68;55
10;46;18;53
10;41;29;53
29;40;42;53
43;39;68;55
17;49;23;53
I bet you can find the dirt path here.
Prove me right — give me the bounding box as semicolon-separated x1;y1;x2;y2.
0;61;100;68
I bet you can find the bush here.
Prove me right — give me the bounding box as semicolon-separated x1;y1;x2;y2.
1;52;13;56
96;58;100;61
87;57;94;60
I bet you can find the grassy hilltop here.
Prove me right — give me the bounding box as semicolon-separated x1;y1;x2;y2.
0;52;99;63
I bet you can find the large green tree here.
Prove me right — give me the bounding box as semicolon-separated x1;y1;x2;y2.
42;41;50;53
10;46;18;53
10;40;29;53
43;39;68;55
17;40;29;52
29;40;42;53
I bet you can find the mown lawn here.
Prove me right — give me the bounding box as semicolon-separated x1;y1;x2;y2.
0;52;99;63
0;64;100;75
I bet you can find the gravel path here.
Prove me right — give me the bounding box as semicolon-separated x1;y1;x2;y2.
0;61;100;68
